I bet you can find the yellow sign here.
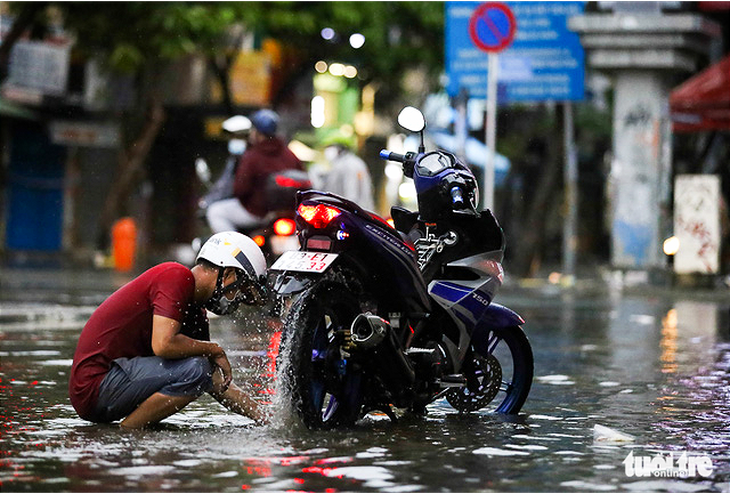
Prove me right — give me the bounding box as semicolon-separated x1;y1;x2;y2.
210;50;272;107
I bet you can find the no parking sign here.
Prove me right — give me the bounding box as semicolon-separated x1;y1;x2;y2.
466;2;516;210
468;2;516;53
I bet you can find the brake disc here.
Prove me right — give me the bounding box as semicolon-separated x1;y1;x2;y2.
445;353;502;413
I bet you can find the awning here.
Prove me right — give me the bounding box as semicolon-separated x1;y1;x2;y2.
0;96;38;120
669;54;730;133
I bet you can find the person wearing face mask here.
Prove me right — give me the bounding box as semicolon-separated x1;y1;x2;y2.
206;109;304;233
69;232;268;429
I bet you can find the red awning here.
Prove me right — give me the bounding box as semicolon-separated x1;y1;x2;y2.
669;54;730;133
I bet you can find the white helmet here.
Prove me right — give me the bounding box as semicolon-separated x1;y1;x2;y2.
222;115;252;135
196;232;267;312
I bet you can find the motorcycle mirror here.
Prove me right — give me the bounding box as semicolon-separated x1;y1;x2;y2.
397;106;426;133
195;157;212;186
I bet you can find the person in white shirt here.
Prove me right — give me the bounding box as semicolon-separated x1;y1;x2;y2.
321;133;375;212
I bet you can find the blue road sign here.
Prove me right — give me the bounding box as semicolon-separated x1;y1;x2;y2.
446;1;586;102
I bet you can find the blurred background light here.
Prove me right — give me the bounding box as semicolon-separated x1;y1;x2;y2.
311;96;325;128
321;27;336;41
384;162;403;181
344;65;358;78
314;60;328;73
663;236;680;256
329;63;345;77
398;181;417;201
349;33;366;49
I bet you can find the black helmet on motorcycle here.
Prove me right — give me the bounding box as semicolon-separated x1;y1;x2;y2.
196;232;268;313
251;109;279;137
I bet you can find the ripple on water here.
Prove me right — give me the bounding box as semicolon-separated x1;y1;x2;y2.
473;446;530;456
109;465;177;477
536;374;576;385
561;480;618;491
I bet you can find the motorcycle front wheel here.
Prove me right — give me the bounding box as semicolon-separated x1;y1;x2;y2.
278;282;364;429
446;325;533;414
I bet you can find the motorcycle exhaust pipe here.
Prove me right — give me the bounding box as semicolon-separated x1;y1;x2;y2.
350;314;388;349
350;314;415;389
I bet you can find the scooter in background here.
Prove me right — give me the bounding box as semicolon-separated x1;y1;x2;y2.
193;115;311;262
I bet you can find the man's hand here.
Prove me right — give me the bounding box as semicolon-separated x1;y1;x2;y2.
210;381;268;425
210;345;233;393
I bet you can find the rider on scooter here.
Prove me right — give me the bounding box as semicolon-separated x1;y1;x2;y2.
206;109;303;233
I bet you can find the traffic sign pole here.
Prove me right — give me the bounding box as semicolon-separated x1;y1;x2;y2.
484;53;498;211
467;2;516;212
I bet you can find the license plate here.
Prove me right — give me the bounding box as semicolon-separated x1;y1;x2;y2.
270;251;338;273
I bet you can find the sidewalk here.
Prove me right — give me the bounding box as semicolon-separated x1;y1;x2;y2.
0;266;135;327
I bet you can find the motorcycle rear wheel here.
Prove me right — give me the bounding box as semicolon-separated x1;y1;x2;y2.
446;325;533;414
279;282;364;429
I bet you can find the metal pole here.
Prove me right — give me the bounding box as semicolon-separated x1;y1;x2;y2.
562;102;578;285
455;89;468;165
484;53;498;211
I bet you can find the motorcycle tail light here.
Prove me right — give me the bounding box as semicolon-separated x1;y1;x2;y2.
273;218;296;236
297;204;341;229
275;175;311;188
252;235;266;247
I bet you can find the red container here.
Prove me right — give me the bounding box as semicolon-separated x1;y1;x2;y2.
111;217;137;272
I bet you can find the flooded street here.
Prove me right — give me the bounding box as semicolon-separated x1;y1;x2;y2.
1;272;730;492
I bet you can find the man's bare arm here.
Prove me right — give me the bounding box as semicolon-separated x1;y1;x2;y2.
150;314;232;389
209;378;267;424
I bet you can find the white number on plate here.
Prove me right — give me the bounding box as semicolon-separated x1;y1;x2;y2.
270;251;338;273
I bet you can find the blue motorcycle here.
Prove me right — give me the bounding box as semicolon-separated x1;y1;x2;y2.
270;107;533;429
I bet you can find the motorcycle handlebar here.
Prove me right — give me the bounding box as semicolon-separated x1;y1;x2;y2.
380;149;405;163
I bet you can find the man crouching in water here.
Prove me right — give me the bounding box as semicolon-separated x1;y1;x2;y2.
69;232;268;429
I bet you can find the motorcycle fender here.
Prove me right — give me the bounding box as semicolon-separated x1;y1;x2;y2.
481;303;525;328
272;272;317;296
471;303;525;356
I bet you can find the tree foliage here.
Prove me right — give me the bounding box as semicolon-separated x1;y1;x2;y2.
3;2;445;250
40;2;444;100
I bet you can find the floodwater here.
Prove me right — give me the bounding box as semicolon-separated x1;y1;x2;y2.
1;280;730;492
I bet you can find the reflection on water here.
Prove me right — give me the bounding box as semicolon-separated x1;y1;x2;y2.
1;292;729;492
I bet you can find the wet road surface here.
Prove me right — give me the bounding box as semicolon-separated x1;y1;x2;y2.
1;277;729;492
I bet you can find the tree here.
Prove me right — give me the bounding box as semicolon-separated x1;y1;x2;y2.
237;2;445;108
2;2;445;250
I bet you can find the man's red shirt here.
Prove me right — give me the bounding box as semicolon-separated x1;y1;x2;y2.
69;262;208;420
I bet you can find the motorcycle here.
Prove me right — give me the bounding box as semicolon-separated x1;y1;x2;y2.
270;106;533;428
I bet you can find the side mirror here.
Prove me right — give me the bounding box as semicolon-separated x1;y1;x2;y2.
397;106;426;133
195;158;212;186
